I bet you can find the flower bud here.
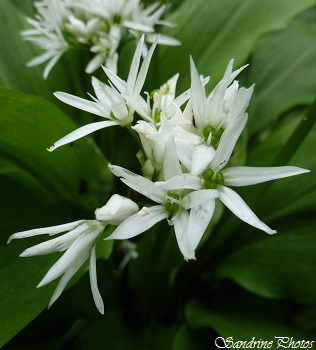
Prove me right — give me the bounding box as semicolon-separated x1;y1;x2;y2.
95;194;139;225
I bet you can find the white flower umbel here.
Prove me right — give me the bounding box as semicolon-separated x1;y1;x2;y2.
107;137;219;260
8;194;139;313
49;36;156;152
21;0;179;77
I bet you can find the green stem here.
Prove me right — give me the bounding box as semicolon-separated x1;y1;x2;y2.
126;124;146;160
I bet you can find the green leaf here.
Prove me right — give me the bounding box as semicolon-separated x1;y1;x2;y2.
160;0;316;91
186;292;315;340
0;239;63;348
248;12;316;134
0;87;112;211
216;222;316;305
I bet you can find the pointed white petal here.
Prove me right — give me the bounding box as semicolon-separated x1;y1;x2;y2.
222;166;310;187
145;33;181;46
127;35;144;88
102;66;127;95
156;174;203;191
191;144;216;175
54;92;103;116
8;220;84;243
106;205;168;240
20;224;89;257
85;53;104;74
47;265;79;309
89;246;104;314
190;56;207;126
218;186;276;234
38;226;101;287
109;165;166;203
43;53;63;79
188;199;215;251
173;210;195;260
210;113;247;171
163;136;182;180
47;120;119;152
134;38;158;96
182;189;218;210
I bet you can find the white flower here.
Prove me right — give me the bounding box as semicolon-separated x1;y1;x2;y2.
107;137;219;260
22;0;180;77
8;220;106;313
189;57;254;148
7;194;139;313
170;119;310;234
48;35;157;152
21;0;69;79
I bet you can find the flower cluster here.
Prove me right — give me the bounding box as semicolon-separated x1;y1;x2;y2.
9;36;309;313
22;0;180;78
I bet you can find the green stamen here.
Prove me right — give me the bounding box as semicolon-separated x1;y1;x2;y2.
202;170;225;189
165;193;180;214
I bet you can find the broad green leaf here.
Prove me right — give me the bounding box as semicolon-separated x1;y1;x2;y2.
248;13;316;134
0;87;112;211
216;223;316;305
161;0;316;91
186;293;315;340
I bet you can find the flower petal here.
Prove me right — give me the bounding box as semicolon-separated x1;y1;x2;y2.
106;205;168;240
172;210;195;260
38;225;102;287
89;246;104;314
189;56;207;127
109;165;166;203
163;136;182;180
188;198;216;251
222;166;310;187
218;186;276;234
191;144;216;175
210;113;247;171
182;189;218;210
47;265;79;309
54;92;103;116
156;174;203;191
47;120;119;152
95;194;139;225
7;220;84;243
20;223;90;257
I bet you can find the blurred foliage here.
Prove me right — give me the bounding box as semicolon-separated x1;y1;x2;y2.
1;0;316;348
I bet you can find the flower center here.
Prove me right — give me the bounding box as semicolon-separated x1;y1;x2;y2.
165;193;180;214
202;169;224;189
202;125;224;147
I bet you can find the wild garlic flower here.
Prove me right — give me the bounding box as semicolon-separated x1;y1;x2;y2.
107;137;218;260
168;116;310;235
21;0;180;77
48;35;156;152
189;57;254;148
8;195;139;313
